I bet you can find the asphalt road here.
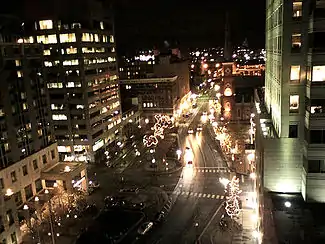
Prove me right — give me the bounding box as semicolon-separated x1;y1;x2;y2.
136;98;231;244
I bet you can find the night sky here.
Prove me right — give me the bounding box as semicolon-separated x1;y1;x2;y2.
114;0;266;54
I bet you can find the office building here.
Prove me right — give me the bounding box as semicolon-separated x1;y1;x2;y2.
260;0;325;202
0;16;59;243
21;0;121;163
118;51;155;79
120;50;190;122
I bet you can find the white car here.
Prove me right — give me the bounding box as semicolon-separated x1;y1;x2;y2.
138;222;154;235
197;124;203;131
188;128;194;134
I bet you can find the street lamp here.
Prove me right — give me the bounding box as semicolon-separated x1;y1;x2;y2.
145;118;149;124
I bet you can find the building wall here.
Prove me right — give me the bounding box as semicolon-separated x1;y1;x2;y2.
263;137;302;193
0;143;59;205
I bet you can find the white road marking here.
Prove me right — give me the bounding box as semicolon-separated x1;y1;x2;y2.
198;193;202;198
220;195;224;199
203;194;206;197
207;194;211;198
194;192;198;197
211;194;215;198
216;195;220;199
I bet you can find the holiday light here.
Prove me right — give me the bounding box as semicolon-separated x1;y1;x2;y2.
225;176;242;219
143;114;173;147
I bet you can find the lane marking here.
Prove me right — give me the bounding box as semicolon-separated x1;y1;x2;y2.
203;193;206;198
216;195;220;199
194;192;198;197
198;193;202;198
211;194;215;198
220;195;224;199
207;194;211;198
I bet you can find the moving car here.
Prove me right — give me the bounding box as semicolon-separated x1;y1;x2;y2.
138;222;154;235
188;128;194;134
197;124;203;131
184;147;194;168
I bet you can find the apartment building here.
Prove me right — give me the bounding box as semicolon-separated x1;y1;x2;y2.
0;37;59;242
262;0;325;202
21;0;121;163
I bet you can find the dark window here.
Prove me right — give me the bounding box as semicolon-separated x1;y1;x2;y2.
10;232;17;244
0;216;4;233
289;125;298;138
33;160;38;170
35;179;43;192
22;165;28;176
51;150;55;159
13;191;22;206
309;130;325;144
10;171;17;183
24;184;33;200
6;210;14;226
42;155;47;164
0;178;4;189
308;160;321;173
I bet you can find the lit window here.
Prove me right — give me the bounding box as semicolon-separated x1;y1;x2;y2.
39;20;53;30
100;21;104;30
94;34;99;42
289;95;299;110
312;66;325;82
15;60;21;66
38;129;43;136
47;83;63;89
63;60;79;66
292;34;301;49
36;35;57;44
43;49;51;55
66;47;78;54
59;33;76;43
17;71;23;77
112;47;115;52
108;57;115;62
143;103;146;108
66;82;81;88
44;61;52;67
52;114;67;120
82;47;95;53
290;65;300;80
102;35;108;42
82;33;93;42
51;104;64;110
22;103;28;111
293;2;302;18
110;35;114;43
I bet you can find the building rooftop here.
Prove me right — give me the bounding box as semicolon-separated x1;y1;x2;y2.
41;162;86;180
270;193;325;243
119;76;178;84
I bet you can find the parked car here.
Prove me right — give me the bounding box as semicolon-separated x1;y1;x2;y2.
137;222;154;235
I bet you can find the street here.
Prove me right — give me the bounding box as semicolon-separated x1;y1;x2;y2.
135;98;232;244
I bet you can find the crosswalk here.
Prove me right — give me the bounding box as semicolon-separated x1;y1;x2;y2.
195;168;231;173
173;190;225;200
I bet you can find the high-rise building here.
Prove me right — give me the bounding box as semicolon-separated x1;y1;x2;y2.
21;0;121;163
261;0;325;202
0;15;59;243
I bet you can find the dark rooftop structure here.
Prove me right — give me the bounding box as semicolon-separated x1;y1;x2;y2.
270;193;325;244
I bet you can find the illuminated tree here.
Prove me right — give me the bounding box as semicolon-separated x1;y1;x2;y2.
225;176;242;219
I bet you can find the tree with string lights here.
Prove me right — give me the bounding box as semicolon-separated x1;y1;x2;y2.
225;176;242;219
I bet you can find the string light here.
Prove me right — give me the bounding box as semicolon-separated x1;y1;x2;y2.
225;176;242;219
143;114;173;147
